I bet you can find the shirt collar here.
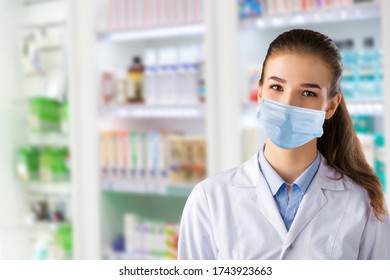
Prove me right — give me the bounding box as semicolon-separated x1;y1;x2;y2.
258;145;321;196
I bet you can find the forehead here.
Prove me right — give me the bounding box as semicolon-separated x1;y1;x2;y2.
264;53;332;86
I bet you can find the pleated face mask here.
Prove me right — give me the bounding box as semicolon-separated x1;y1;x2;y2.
256;98;326;149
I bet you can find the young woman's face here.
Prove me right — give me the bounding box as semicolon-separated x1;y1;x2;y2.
258;52;339;116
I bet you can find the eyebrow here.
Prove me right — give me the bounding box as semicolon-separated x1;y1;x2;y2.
268;76;321;89
268;76;286;83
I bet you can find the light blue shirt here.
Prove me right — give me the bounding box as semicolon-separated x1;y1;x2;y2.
258;146;321;231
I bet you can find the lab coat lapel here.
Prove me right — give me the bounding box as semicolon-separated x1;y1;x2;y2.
255;173;288;239
281;155;343;255
281;174;327;254
231;152;288;240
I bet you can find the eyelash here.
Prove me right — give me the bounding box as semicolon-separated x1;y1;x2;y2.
302;91;317;97
270;85;282;91
269;85;317;97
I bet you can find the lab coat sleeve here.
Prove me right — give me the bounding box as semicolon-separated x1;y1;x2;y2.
358;208;390;260
178;183;218;259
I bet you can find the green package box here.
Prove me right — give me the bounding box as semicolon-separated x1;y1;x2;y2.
60;100;69;134
352;115;375;134
16;147;39;182
54;223;73;259
29;97;61;132
39;147;70;182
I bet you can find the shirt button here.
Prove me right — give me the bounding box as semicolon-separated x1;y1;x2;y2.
288;244;294;250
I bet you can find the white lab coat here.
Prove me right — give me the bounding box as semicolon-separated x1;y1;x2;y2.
178;151;390;259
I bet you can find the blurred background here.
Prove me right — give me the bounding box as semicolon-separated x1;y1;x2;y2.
0;0;389;260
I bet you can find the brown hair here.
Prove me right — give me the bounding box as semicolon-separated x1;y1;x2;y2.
260;29;387;221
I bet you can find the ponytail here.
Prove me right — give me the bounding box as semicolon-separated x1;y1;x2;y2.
318;97;387;221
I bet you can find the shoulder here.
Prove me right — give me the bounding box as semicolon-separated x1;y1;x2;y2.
342;174;371;204
199;166;239;191
180;165;241;225
188;166;240;204
193;151;261;196
185;152;262;211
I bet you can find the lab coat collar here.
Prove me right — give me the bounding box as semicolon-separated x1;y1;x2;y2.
231;150;344;191
230;150;346;255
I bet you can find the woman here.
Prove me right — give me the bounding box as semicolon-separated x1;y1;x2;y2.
178;29;390;260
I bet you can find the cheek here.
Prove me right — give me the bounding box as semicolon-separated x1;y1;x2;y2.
259;88;278;103
261;90;278;100
303;102;324;111
304;90;329;111
302;96;327;111
319;91;330;111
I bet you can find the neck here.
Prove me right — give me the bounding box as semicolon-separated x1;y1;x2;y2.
263;138;318;184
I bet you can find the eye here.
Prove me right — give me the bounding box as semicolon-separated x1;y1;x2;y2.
270;85;283;91
302;91;317;97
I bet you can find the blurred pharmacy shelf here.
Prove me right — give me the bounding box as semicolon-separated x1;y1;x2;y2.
99;104;205;119
27;183;72;196
17;20;66;30
97;24;205;42
27;132;70;146
0;0;75;260
23;0;64;6
103;250;169;260
1;221;70;234
24;221;70;230
101;181;193;198
346;101;384;116
244;2;381;29
68;0;207;259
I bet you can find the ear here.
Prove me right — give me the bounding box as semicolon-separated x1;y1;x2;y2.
257;79;263;106
325;93;341;120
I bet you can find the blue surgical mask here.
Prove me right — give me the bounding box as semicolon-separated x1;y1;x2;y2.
257;98;326;149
